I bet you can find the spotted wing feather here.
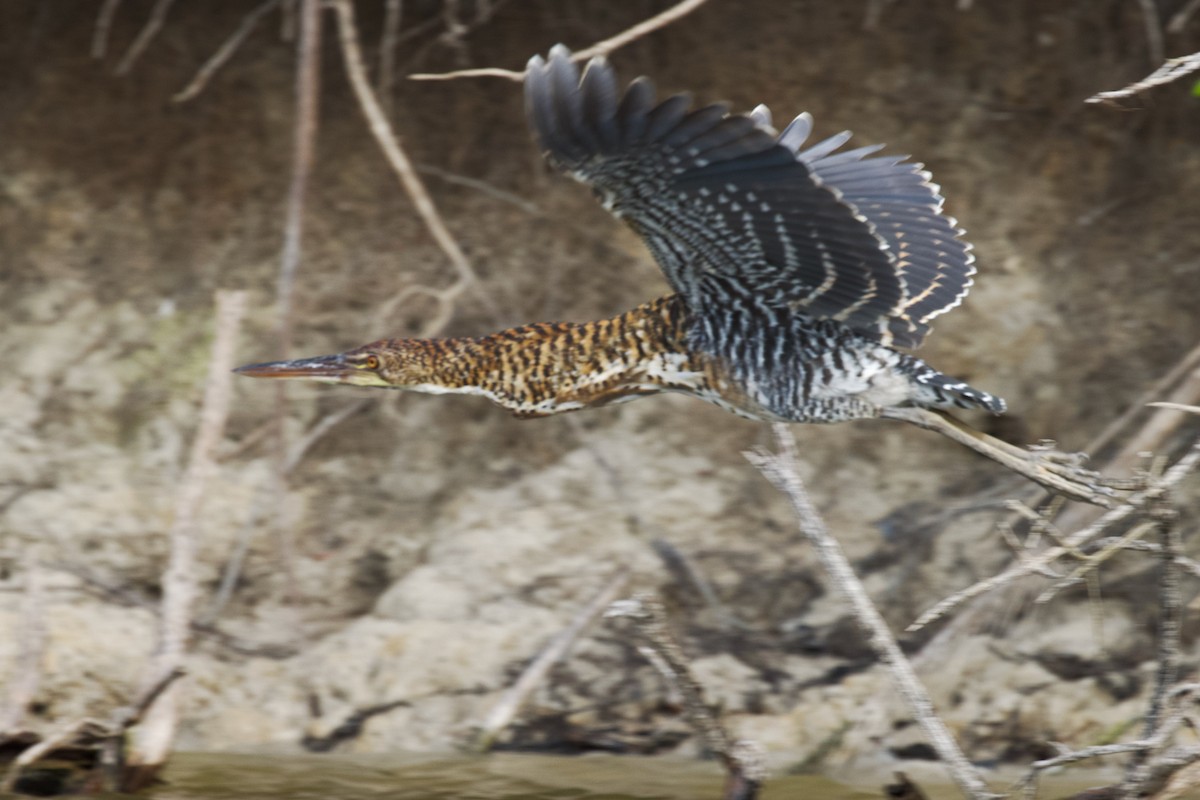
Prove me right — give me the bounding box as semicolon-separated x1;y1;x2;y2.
525;46;909;344
778;112;976;347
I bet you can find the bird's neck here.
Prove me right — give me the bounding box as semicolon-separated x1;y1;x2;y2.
399;295;710;417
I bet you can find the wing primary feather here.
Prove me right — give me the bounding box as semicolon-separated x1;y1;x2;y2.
524;45;980;350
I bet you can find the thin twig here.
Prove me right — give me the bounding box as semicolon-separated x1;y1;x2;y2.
606;594;766;798
1087;51;1200;104
173;0;283;102
474;568;630;752
748;424;995;800
0;719;109;794
1168;0;1200;33
1124;501;1184;794
916;341;1200;655
277;0;322;354
271;0;322;609
123;290;246;787
909;437;1200;631
1015;686;1200;797
1137;0;1166;66
1080;342;1200;466
415;164;542;215
92;0;123;59
378;0;403;114
409;0;711;82
330;0;494;320
113;0;177;76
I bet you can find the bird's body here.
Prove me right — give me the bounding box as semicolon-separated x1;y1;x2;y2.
239;46;1007;429
236;46;1120;503
329;293;998;424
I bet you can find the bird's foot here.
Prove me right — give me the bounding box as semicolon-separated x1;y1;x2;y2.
880;408;1124;507
1018;444;1120;504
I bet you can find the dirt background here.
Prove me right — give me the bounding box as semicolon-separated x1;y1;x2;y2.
2;0;1200;779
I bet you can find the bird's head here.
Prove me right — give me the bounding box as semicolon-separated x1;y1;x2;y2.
234;340;438;390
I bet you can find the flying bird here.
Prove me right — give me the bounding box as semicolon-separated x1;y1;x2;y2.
237;46;1104;503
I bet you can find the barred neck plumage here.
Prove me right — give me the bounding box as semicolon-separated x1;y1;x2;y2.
357;295;738;418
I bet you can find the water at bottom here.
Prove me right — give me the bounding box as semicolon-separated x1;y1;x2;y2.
143;751;878;800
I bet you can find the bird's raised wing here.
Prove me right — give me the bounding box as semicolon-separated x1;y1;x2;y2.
524;45;974;349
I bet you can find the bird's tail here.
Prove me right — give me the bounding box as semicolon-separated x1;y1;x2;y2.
899;355;1007;414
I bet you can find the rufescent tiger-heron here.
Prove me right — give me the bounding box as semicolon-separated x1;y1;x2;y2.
237;46;1106;504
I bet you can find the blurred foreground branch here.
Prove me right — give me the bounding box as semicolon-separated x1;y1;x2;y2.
747;424;996;800
1087;50;1200;104
331;0;489;320
607;594;765;800
474;568;631;752
121;290;246;791
409;0;711;81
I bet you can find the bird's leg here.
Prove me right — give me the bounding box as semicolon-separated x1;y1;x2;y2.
879;406;1116;507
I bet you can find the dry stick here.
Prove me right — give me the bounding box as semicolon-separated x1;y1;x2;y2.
378;0;403;115
915;343;1200;659
1136;0;1166;66
0;549;47;732
277;0;322;355
473;568;631;752
0;719;109;794
1084;342;1200;468
329;0;495;319
1169;0;1200;33
122;290;246;790
606;594;766;800
1087;50;1200;103
271;0;322;608
91;0;123;58
113;0;176;76
1015;686;1200;797
909;437;1200;632
173;0;284;102
409;0;712;82
748;424;995;800
61;563;297;658
1124;501;1185;795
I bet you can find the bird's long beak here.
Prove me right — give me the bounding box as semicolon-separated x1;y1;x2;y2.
234;353;356;384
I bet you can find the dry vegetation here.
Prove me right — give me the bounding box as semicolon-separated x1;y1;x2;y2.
2;1;1200;797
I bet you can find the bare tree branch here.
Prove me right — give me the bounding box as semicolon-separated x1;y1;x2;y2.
409;0;711;82
1087;51;1200;104
92;0;123;59
606;594;766;800
1168;0;1200;33
276;0;322;354
1137;0;1166;65
378;0;404;114
113;0;177;76
173;0;283;103
747;425;996;800
909;437;1200;631
330;0;493;320
122;290;246;788
474;568;630;752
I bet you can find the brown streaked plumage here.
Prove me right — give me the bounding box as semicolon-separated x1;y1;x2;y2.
237;296;764;420
235;46;1112;504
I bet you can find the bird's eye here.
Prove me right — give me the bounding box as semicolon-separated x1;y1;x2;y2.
364;355;380;370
